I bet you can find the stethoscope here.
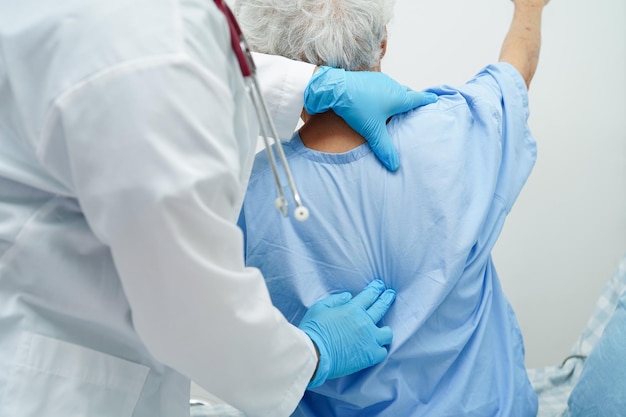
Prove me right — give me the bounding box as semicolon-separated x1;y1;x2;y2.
213;0;309;222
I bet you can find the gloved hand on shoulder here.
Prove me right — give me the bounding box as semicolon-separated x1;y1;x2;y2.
304;67;438;171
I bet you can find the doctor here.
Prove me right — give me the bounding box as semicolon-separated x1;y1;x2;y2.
0;1;437;417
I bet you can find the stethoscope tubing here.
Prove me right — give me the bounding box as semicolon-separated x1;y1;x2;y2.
213;0;309;221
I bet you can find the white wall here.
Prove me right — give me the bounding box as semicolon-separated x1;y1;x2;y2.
384;0;626;368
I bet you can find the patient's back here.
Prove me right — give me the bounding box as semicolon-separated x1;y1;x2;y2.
239;63;538;417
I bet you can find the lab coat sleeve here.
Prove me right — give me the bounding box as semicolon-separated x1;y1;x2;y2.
37;55;317;417
253;52;315;140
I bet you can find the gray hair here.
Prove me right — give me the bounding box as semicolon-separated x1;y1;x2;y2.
234;0;394;71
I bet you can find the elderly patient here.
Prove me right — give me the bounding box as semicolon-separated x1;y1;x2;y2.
236;0;547;416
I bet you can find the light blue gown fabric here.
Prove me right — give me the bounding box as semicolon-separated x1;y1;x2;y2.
565;275;626;417
528;254;626;417
239;63;538;417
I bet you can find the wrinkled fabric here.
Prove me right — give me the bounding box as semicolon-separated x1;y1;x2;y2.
240;63;538;417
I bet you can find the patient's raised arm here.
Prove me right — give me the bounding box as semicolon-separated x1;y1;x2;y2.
499;0;551;89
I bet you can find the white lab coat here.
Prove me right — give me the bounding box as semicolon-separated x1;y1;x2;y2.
0;0;317;416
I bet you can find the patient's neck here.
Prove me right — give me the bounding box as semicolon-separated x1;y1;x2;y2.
298;111;366;153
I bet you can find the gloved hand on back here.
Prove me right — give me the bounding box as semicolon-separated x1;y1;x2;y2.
304;66;438;171
298;279;396;388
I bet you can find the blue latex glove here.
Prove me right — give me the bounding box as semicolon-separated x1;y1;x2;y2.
304;66;438;171
298;279;396;388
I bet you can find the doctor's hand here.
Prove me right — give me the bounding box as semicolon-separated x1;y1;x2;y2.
298;279;396;389
304;66;438;171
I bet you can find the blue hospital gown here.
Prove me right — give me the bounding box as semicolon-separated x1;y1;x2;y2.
238;63;538;417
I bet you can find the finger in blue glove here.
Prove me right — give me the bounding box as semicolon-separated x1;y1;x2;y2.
298;279;396;388
304;67;438;171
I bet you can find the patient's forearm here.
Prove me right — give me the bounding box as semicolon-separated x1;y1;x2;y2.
499;0;547;89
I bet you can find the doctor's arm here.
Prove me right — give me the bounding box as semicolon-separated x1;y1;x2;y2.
252;52;315;140
499;0;551;89
53;62;316;417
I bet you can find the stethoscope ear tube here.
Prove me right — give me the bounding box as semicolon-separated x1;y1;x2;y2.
213;0;309;221
246;75;309;221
